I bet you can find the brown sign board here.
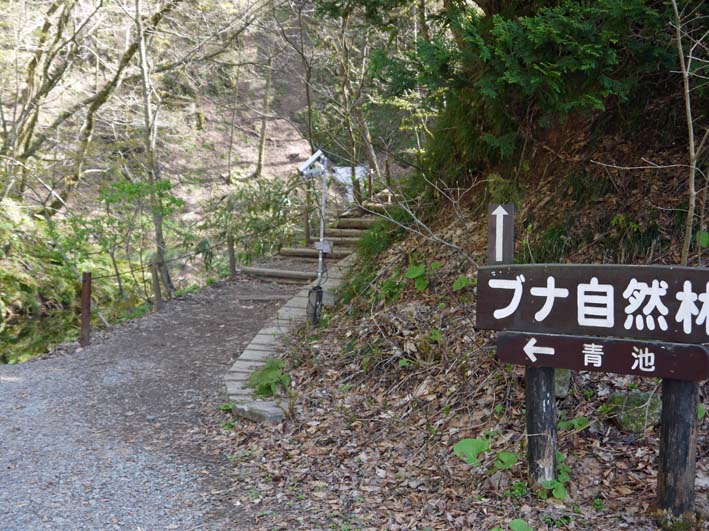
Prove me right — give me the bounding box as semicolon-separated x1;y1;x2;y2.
477;264;709;344
496;331;709;381
487;204;515;265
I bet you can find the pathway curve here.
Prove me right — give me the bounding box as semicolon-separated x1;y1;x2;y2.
0;276;300;531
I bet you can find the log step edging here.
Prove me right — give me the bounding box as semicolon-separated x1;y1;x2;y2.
223;253;354;423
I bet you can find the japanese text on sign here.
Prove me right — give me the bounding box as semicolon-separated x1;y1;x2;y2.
476;265;709;344
495;332;709;381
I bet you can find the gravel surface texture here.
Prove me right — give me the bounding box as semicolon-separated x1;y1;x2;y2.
0;276;299;531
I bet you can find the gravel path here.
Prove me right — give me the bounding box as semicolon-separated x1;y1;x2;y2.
0;276;300;531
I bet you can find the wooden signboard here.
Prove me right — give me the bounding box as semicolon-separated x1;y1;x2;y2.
487;204;514;265
478;264;709;344
477;205;706;521
496;331;709;381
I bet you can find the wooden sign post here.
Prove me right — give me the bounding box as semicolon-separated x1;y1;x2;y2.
80;272;91;347
486;204;558;484
477;208;709;522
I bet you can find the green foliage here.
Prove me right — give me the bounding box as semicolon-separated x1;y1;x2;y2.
414;276;428;292
453;437;489;466
494;451;519;471
699;404;706;421
202;178;298;265
487;173;523;206
508;520;534;531
558;416;590;431
429;328;443;342
505;480;529;499
539;479;568;500
452;275;473;291
697;231;709;249
463;0;672;124
376;0;680;189
605;213;660;263
522;223;572;264
380;272;404;302
404;259;444;292
0;199;133;326
218;401;235;412
247;359;291;398
593;497;605;511
405;264;426;279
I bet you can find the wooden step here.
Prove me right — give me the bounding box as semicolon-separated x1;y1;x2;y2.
325;228;366;238
334;217;377;229
327;236;360;247
279;247;351;259
240;266;316;282
358;202;394;214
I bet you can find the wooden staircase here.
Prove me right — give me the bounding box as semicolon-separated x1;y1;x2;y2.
240;189;396;285
241;215;372;284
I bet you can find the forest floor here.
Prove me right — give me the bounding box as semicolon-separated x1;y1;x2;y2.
0;274;300;531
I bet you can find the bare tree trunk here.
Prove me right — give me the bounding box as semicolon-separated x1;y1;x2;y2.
656;3;707;526
675;4;697;266
136;0;173;296
226;65;240;184
360;113;382;186
416;0;430;42
109;249;125;299
253;54;273;179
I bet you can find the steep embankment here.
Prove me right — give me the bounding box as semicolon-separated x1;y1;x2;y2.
213;113;708;529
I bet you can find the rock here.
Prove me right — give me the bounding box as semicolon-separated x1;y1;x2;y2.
605;391;661;433
486;470;510;491
554;369;571;398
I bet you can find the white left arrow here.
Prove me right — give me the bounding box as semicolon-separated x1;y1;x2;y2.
523;337;555;363
492;205;508;262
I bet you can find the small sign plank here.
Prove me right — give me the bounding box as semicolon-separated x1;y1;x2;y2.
477;264;709;344
496;332;709;381
487;204;514;265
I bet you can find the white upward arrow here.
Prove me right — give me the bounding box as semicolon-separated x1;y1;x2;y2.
492;205;508;262
523;338;555;363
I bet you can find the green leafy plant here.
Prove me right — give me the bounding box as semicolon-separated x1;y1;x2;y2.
405;263;429;291
505;480;529;499
429;328;443;342
697;230;709;248
593;497;605;511
494;451;520;471
556;451;572;483
543;514;572;527
247;359;291;398
453;438;490;466
508;520;534;531
539;479;568;500
218;401;234;412
558;416;590;431
699;404;706;421
452;275;474;291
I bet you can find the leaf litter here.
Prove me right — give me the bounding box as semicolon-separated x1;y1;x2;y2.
210;161;708;530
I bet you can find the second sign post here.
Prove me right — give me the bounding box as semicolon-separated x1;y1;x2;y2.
477;204;709;521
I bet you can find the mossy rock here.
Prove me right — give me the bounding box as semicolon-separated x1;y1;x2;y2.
606;391;661;433
554;368;571;398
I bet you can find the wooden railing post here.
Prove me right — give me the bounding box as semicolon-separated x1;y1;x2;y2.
80;272;91;347
227;231;237;277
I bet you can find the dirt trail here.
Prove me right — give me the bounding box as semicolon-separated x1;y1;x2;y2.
0;276;300;531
